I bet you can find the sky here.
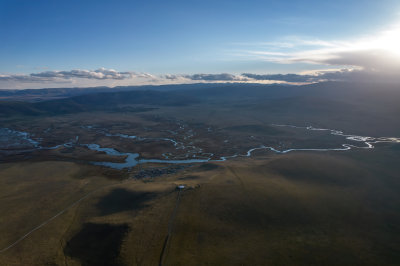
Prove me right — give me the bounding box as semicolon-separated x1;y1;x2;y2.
1;0;400;89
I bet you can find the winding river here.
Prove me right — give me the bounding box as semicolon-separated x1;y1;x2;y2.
1;125;399;170
82;124;400;169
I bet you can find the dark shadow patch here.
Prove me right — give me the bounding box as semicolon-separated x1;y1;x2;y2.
198;163;221;171
267;155;364;187
97;188;155;215
178;175;199;180
64;223;129;266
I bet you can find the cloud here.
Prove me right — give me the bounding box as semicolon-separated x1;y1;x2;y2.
295;49;400;73
0;69;252;85
0;68;169;89
0;68;138;82
0;68;379;89
164;73;251;82
183;73;248;81
0;67;397;90
242;73;315;82
242;68;387;83
233;22;400;74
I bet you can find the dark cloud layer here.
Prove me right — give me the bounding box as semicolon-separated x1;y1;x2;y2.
164;73;246;81
241;69;390;83
242;73;314;82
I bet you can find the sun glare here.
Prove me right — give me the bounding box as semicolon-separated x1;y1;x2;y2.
382;25;400;55
373;23;400;56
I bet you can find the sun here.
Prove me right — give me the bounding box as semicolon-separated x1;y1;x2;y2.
346;21;400;58
375;23;400;56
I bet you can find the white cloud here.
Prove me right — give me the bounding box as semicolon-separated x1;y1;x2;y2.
175;73;249;81
234;21;400;74
0;69;303;90
0;68;126;82
0;68;165;89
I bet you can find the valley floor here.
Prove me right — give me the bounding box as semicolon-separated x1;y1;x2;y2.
0;90;399;265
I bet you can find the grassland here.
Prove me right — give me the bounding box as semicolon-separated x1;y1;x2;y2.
0;82;399;265
166;150;400;265
1;148;399;265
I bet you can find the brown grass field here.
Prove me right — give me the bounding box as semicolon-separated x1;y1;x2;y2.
0;147;399;265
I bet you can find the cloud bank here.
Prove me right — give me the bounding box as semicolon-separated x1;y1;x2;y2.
0;68;139;82
0;68;162;89
234;22;400;77
241;69;376;83
1;67;399;90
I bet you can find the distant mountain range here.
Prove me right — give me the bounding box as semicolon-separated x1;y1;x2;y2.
0;83;237;102
1;82;399;136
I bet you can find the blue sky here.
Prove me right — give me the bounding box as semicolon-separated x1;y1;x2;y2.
1;0;400;88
